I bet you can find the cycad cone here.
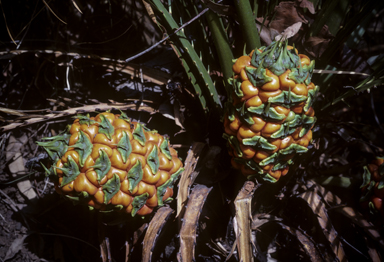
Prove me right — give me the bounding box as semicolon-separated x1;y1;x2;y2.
360;157;384;218
224;40;319;182
37;111;184;217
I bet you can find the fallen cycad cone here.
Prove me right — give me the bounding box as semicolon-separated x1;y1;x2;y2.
37;111;184;217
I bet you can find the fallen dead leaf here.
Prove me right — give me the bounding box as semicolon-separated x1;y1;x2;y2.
255;1;334;58
296;0;316;14
257;1;308;34
3;235;27;261
275;22;303;41
6;135;37;201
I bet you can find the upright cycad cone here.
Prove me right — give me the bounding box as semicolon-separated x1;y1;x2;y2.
37;111;184;217
224;40;319;182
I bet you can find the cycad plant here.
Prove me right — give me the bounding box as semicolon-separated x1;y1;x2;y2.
136;0;384;260
0;0;384;261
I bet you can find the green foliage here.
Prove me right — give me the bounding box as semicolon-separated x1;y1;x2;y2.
304;0;384;111
233;0;261;52
308;0;349;37
320;0;383;65
204;9;234;95
148;0;223;112
145;0;383;115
